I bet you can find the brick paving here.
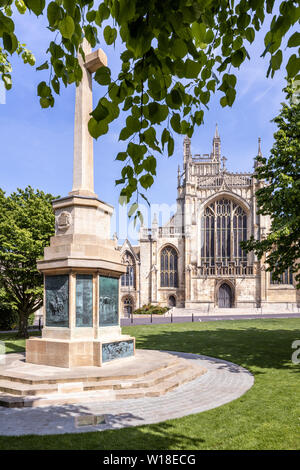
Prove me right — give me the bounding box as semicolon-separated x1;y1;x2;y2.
0;352;254;436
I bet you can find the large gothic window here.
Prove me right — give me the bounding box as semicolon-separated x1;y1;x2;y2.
270;268;293;285
121;252;135;287
160;246;178;287
201;198;248;266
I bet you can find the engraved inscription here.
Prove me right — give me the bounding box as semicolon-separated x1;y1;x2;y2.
102;340;134;363
99;276;119;326
76;274;93;327
45;275;69;327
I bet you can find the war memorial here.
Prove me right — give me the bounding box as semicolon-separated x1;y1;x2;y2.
0;41;219;412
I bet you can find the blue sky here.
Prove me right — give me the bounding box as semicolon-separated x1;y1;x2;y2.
0;6;291;240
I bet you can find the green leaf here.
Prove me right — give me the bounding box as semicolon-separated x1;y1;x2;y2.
173;38;188;59
3;74;12;90
139;174;154;189
126;115;140;133
170;113;181;133
194;110;204;125
86;9;96;23
286;54;300;78
47;2;61;27
226;87;236;106
15;0;27;14
88;118;108;139
200;91;210;105
128;202;138;217
231;50;244;68
96;3;110;26
191;22;206;46
205;30;214;44
161;128;170;149
143;156;156;175
94;66;111;86
51;76;60;95
167;136;174;156
59;15;75;40
287;32;300;48
4;32;18;54
148;102;168;124
37;81;51;98
207;80;216;92
220;96;227;107
91;102;109;122
63;0;75;16
104;25;117;45
271;50;282;71
116;152;127;162
2;32;12;52
119;127;132;141
26;0;45;16
245;28;255;43
36;61;49;71
127;143;146;163
40;97;51;108
184;59;201;79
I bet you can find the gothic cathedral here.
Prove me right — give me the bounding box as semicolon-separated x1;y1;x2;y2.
119;127;298;316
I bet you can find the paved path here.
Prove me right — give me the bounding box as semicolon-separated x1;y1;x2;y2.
0;352;254;436
121;313;300;327
1;313;298;334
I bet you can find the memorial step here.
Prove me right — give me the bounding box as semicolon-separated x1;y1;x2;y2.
0;354;180;385
83;362;188;391
115;366;204;399
0;361;187;396
0;363;205;407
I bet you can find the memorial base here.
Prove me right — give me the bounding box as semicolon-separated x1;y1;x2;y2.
26;336;135;368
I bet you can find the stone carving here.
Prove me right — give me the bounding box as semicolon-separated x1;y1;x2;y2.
102;340;134;363
56;211;72;232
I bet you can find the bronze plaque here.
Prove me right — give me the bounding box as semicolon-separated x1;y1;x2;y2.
45;275;69;327
76;274;93;327
99;276;119;326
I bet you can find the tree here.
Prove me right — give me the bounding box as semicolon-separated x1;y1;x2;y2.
0;187;57;337
242;81;300;288
0;1;299;216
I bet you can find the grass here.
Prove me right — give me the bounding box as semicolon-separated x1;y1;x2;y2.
0;318;299;450
0;331;41;354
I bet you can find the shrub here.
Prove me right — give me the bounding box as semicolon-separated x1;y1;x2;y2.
133;304;170;315
0;306;35;330
0;306;18;330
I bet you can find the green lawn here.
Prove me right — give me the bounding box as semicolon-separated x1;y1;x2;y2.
0;318;299;450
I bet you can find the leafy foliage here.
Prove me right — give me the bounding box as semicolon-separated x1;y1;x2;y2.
0;299;18;330
0;187;57;337
242;81;300;288
0;0;300;214
133;303;170;315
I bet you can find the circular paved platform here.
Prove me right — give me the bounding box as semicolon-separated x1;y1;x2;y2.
0;351;254;436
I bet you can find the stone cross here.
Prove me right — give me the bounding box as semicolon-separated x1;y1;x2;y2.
70;39;107;197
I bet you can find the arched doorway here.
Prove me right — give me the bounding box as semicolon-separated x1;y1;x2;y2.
123;296;133;317
218;283;232;308
168;295;176;307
